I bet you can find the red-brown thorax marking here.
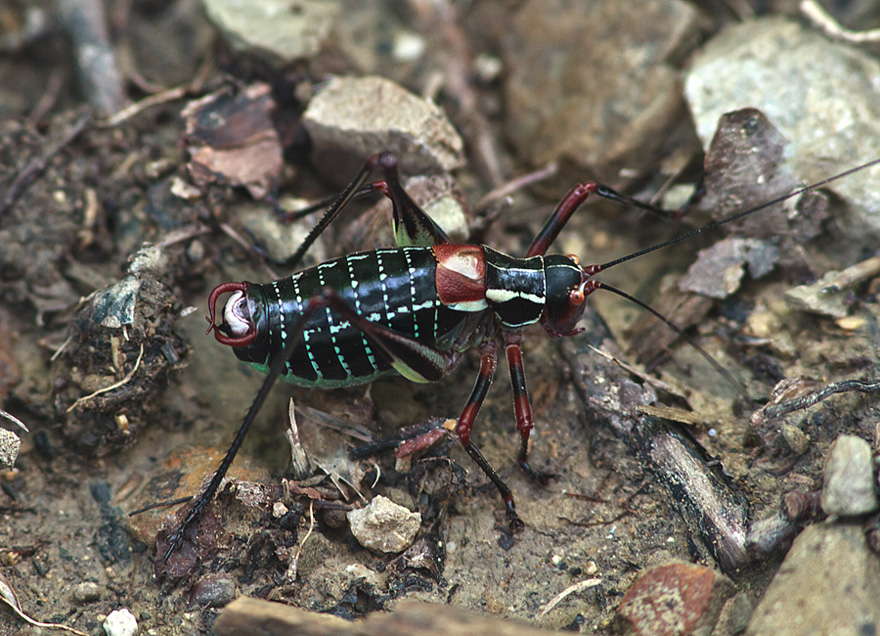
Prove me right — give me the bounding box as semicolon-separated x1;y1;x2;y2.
433;244;488;307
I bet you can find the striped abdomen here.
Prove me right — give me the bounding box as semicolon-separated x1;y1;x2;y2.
235;247;479;388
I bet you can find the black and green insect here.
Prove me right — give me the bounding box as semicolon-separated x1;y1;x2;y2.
162;149;880;559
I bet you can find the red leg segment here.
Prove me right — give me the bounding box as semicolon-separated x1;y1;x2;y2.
454;340;524;532
525;183;598;257
503;329;554;484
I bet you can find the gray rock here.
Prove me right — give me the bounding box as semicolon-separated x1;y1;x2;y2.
71;580;102;604
821;435;878;517
718;592;752;636
303;76;465;186
189;574;236;608
679;237;779;299
502;0;701;185
347;495;421;553
236;201;327;268
746;522;880;636
0;428;20;469
685;18;880;238
784;256;880;319
203;0;341;64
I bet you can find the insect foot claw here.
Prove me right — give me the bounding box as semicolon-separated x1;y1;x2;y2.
154;500;207;582
531;470;558;485
520;461;558;485
508;513;525;533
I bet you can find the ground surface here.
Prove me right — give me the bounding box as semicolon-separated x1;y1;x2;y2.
1;1;879;635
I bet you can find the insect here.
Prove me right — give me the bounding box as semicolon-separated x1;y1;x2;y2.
162;148;880;560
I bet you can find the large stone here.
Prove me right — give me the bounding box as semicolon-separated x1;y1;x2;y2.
685;18;880;238
502;0;700;186
303;76;465;186
746;523;880;636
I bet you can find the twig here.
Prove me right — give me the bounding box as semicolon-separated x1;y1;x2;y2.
537;578;602;617
474;162;558;211
759;379;880;420
285;499;316;582
55;0;125;116
0;112;91;217
100;86;187;128
801;0;880;44
157;223;211;248
0;571;88;636
0;409;29;433
26;67;66;127
409;0;505;186
66;343;144;411
100;48;214;128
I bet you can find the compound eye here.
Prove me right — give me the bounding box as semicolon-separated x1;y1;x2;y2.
223;291;253;337
569;288;585;306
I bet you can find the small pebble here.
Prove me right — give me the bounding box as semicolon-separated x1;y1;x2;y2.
72;581;102;604
821;435;878;516
347;495;421;553
0;429;21;469
723;592;753;635
780;425;810;456
189;574;236;608
103;608;137;636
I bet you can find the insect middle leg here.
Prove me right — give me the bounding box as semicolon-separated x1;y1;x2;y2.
452;339;525;532
501;329;555;484
325;302;527;532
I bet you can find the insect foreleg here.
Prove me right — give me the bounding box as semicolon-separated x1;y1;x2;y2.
525;178;702;258
281;152;449;270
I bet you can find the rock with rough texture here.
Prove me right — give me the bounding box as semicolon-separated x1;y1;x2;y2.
103;608;138;636
347;495;421;553
502;0;701;186
189;574;237;609
821;435;878;517
617;561;734;636
679;237;778;299
746;522;880;636
71;580;102;604
685;18;880;238
203;0;341;64
303;76;465;186
0;428;20;469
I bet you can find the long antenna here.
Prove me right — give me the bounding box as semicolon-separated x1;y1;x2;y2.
596;282;751;401
597;157;880;273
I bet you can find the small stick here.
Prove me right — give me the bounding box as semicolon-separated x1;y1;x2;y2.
801;0;880;44
55;0;125;116
758;379;880;420
66;343;144;412
0;112;91;217
538;578;602;617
